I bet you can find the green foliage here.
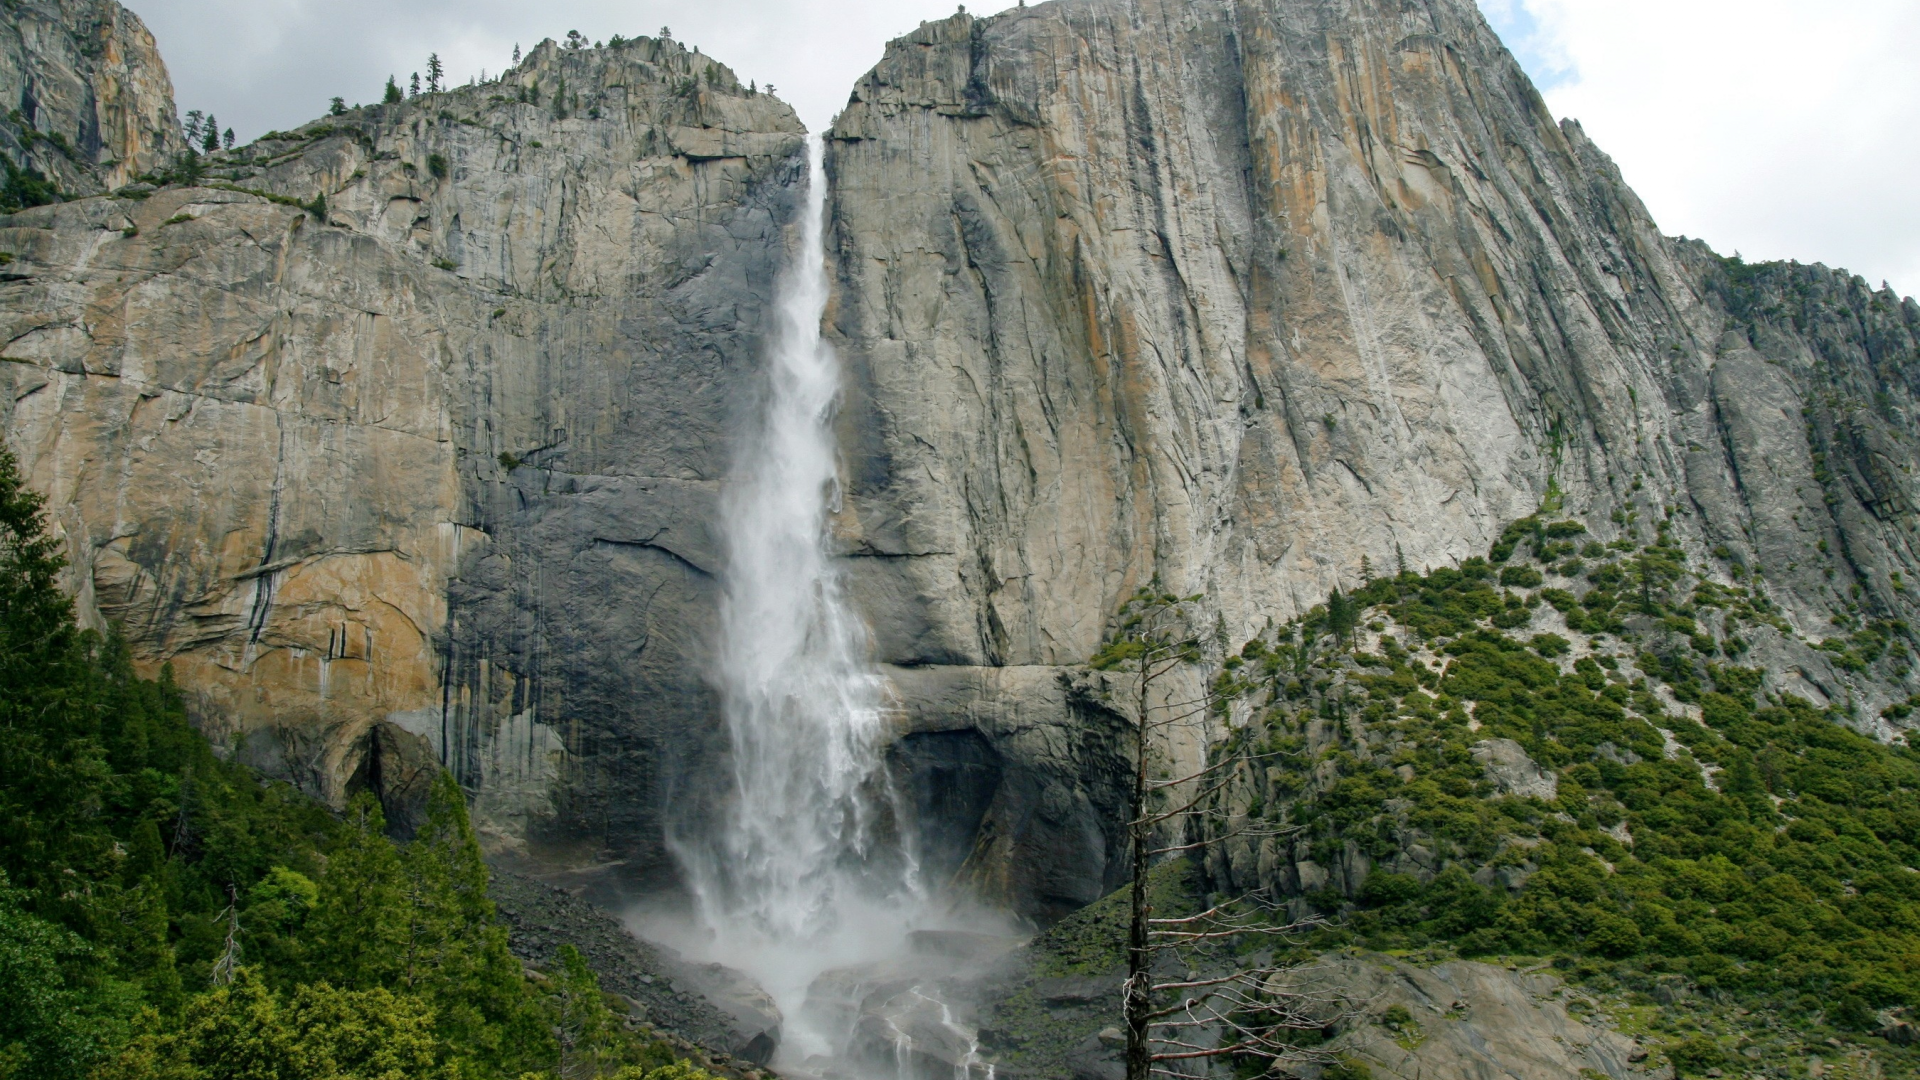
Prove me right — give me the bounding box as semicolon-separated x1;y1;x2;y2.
0;449;706;1080
1327;588;1358;645
107;972;452;1080
1529;633;1570;658
0;157;60;213
427;153;448;179
0;873;133;1080
1088;586;1203;671
1029;860;1200;979
1204;509;1920;1058
610;1065;722;1080
1663;1032;1728;1075
384;77;403;105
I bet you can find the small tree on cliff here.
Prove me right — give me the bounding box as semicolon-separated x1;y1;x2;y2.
1093;587;1350;1080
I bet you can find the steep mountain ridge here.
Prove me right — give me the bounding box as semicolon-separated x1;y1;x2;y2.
0;0;1915;932
823;0;1919;914
0;30;804;882
0;0;178;194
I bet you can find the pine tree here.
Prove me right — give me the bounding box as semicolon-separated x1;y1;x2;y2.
201;116;219;153
512;43;521;64
329;96;346;116
427;53;444;93
0;448;109;899
551;945;622;1075
409;72;421;97
1326;586;1357;647
302;795;407;989
223;128;235;149
384;75;402;104
183;109;204;143
398;773;554;1072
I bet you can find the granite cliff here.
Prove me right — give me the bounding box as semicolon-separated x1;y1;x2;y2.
0;19;805;879
0;0;177;194
1;0;1917;929
824;0;1920;916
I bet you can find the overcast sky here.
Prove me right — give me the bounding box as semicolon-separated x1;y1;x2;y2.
136;0;1919;298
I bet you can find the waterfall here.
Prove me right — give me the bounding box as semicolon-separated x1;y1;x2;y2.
678;135;922;1066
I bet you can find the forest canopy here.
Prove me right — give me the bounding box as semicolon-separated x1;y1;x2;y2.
0;447;707;1080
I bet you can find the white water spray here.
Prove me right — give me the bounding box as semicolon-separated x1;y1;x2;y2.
671;136;930;1069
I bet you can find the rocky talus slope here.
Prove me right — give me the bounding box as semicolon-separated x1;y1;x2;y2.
0;31;804;880
489;871;783;1069
824;0;1920;918
0;0;178;193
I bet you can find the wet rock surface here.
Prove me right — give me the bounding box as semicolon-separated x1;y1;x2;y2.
800;928;1022;1080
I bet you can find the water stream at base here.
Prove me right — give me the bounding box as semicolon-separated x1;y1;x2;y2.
653;136;1005;1079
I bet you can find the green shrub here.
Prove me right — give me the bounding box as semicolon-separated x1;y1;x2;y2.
1359;872;1422;906
1529;633;1570;658
1500;565;1543;588
0;158;60;212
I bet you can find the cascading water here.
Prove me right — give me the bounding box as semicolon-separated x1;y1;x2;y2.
667;136;958;1074
705;134;907;943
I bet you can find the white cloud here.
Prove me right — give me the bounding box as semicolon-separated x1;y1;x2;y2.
1481;0;1920;297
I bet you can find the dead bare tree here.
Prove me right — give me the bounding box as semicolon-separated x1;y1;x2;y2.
210;884;242;986
1095;588;1352;1080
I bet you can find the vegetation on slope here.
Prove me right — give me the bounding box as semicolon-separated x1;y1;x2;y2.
1200;508;1920;1075
0;446;710;1079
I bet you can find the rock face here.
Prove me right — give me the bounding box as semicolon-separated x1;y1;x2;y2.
1265;953;1671;1080
972;886;1670;1080
1471;738;1557;800
0;30;804;883
824;0;1919;914
0;0;179;192
2;0;1918;927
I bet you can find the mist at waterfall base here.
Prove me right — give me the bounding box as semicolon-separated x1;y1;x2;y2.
628;138;1020;1078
